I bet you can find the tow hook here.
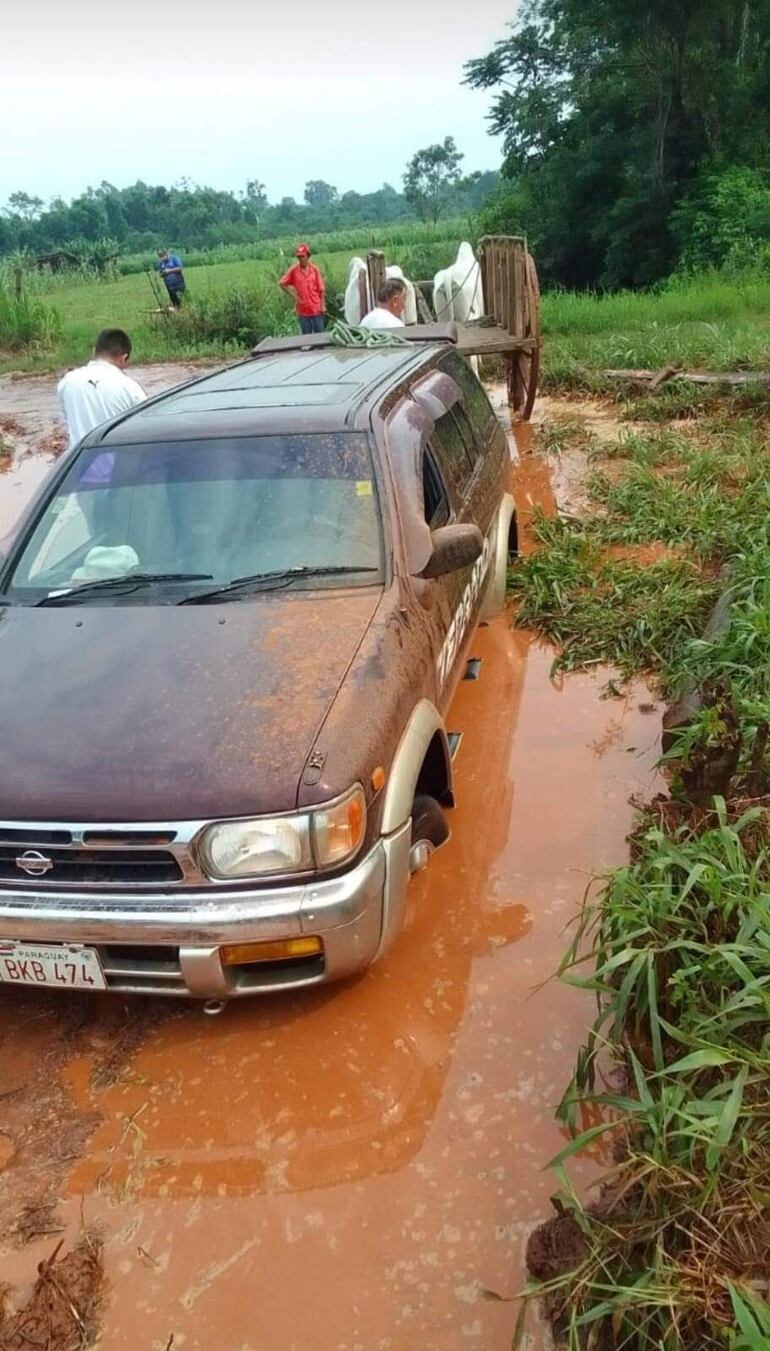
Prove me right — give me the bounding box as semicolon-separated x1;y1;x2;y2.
203;999;226;1016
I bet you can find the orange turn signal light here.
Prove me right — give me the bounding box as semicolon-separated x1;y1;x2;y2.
371;766;386;792
220;936;323;967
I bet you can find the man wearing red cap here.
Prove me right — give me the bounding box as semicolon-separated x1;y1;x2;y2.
278;244;326;334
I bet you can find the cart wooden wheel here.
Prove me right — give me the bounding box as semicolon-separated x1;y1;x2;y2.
507;253;541;421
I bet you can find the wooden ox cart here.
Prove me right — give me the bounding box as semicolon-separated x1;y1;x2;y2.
370;236;541;421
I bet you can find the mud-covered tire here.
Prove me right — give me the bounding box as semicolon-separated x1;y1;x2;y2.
508;514;519;562
411;794;450;849
482;504;518;619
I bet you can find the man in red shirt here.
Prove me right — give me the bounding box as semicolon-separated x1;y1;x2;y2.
278;244;326;333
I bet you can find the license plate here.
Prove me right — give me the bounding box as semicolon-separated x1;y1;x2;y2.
0;942;106;991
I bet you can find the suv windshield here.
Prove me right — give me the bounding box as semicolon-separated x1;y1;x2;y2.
5;433;383;603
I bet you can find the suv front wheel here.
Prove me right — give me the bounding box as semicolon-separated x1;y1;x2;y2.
409;793;450;874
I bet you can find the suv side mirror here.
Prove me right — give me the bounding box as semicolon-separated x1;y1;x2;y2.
421;524;483;579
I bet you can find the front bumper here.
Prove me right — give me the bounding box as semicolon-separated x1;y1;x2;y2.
0;825;412;999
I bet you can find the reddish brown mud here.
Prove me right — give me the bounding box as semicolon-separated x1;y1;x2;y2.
0;1231;104;1351
605;542;682;567
0;384;662;1350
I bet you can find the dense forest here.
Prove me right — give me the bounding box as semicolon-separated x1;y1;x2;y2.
466;0;770;287
0;171;498;261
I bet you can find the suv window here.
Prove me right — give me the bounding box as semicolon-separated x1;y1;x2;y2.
6;433;383;602
423;450;450;529
449;403;481;468
431;410;476;497
440;352;497;438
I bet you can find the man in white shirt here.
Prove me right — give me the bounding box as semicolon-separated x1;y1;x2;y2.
57;329;146;450
359;279;408;331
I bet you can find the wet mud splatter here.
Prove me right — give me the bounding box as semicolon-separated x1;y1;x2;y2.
0;993;182;1247
0;1232;104;1351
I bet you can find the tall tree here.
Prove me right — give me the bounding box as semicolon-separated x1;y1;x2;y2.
6;191;44;221
304;180;339;209
465;1;770;287
403;138;464;223
245;180;268;212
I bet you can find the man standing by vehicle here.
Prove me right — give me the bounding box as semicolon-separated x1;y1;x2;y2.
155;248;186;308
360;278;407;330
278;244;325;333
57;329;146;450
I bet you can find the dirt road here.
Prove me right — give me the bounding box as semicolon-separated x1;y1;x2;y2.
0;370;661;1349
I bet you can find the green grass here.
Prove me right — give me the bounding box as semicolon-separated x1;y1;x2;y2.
514;390;770;1348
541;270;770;389
1;254;332;371
511;407;770;683
5;237;770;382
0;280;62;354
527;795;770;1349
513;404;770;682
510;515;718;681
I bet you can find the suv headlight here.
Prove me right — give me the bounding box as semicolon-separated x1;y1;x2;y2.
198;786;367;880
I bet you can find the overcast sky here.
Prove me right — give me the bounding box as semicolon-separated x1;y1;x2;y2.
1;1;517;207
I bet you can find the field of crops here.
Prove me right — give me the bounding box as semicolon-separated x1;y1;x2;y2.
117;217;473;274
0;220;472;372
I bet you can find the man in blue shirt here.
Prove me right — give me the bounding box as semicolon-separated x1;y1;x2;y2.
155;249;186;307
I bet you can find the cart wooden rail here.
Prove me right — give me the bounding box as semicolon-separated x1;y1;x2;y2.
455;236;540;421
409;236;540;420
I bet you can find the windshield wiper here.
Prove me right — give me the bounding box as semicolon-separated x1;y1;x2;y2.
179;565;379;605
36;572;214;606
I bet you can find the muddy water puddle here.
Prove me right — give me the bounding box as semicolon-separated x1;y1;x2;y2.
0;386;663;1349
1;631;660;1350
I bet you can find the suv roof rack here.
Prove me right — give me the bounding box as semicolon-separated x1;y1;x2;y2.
251;322;458;357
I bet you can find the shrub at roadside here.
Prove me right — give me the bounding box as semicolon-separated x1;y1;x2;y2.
671;167;770;275
159;285;293;352
0;280;62;352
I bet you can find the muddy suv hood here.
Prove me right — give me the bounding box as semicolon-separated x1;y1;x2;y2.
0;591;379;821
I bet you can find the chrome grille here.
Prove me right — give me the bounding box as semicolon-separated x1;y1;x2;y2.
0;828;72;846
97;943;186;993
0;821;209;890
0;846;182;886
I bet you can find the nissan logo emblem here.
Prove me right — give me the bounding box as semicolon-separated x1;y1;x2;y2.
15;850;54;878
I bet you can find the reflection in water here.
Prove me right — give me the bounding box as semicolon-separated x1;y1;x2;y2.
0;452;56;536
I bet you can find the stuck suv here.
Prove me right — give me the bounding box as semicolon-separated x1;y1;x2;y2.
0;327;516;1003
